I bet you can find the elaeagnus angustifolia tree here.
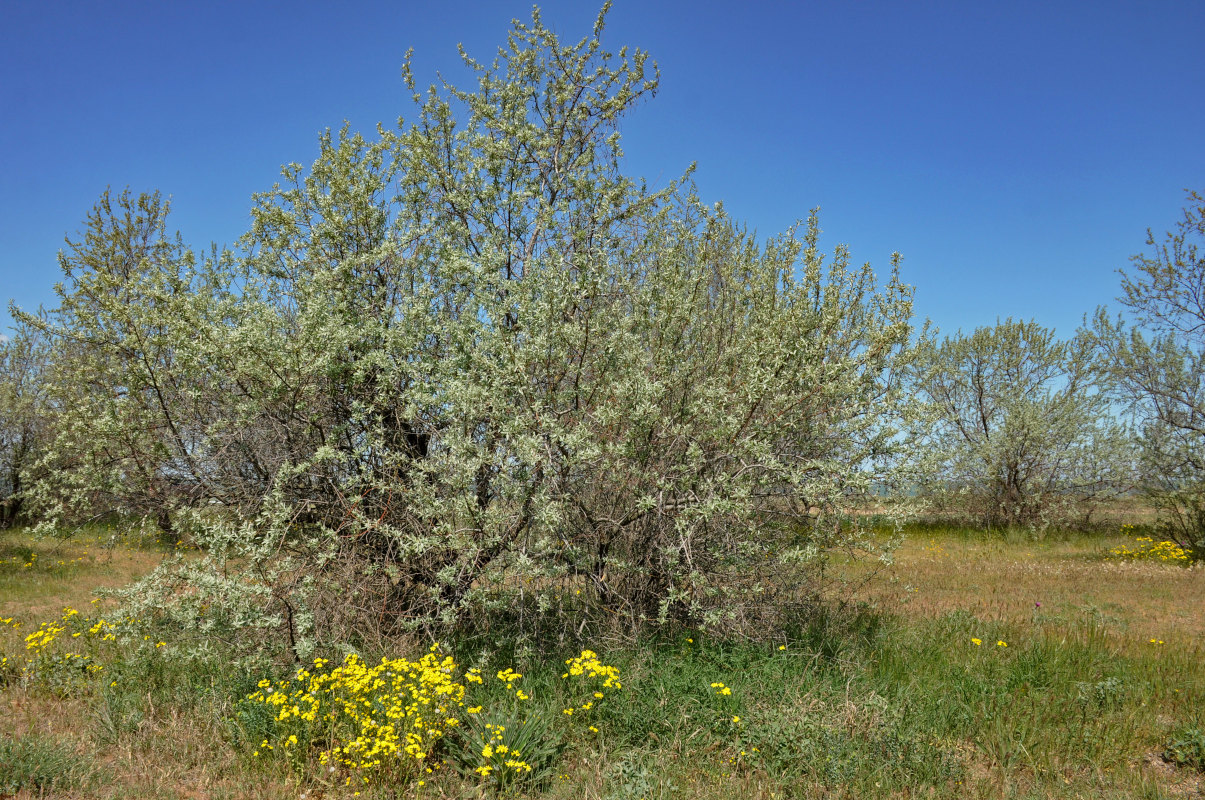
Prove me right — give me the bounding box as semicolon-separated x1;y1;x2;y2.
16;189;203;537
26;6;919;660
914;319;1133;530
1094;191;1205;560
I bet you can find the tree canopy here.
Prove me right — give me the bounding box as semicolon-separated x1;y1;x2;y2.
14;7;919;659
1094;190;1205;558
914;319;1131;529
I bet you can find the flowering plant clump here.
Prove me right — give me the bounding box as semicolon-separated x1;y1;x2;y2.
704;678;754;769
1108;531;1191;564
2;606;161;695
457;650;623;788
246;645;466;787
560;649;621;714
23;608;125;654
246;647;622;791
452;666;543;788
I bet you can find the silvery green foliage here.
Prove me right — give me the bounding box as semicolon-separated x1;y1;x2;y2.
1094;191;1205;559
112;495;336;664
17;188;201;536
915;319;1132;529
0;324;49;527
26;7;917;654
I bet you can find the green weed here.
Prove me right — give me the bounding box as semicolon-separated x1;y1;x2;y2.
0;733;96;794
1163;727;1205;772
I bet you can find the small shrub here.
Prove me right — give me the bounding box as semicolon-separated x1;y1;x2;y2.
1074;676;1126;711
602;752;656;800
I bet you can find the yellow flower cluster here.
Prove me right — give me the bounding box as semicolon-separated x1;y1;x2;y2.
248;646;622;789
247;645;465;785
560;649;621;716
23;620;66;654
475;722;534;776
22;608;121;653
1108;535;1190;563
3;606;152;691
561;650;621;688
710;682;733;696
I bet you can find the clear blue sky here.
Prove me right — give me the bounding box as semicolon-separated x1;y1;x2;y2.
3;1;1203;339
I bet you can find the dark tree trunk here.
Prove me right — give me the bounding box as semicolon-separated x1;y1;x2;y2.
0;470;21;528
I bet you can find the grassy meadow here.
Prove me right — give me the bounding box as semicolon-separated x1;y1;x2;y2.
1;523;1203;799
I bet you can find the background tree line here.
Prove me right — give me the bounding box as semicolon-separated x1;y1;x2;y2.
908;193;1205;555
0;8;1201;659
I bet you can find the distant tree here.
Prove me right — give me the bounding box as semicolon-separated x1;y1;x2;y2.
1094;191;1205;559
17;188;202;536
0;323;49;528
915;319;1132;529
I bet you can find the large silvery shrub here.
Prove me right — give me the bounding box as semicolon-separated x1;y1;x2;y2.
26;7;918;659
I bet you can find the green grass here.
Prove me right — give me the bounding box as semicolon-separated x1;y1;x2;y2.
0;733;97;795
1;525;1203;798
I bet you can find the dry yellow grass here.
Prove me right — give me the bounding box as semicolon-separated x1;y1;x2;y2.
859;532;1205;646
0;530;165;614
0;529;298;800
